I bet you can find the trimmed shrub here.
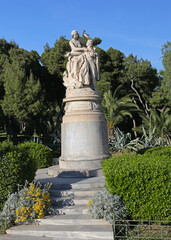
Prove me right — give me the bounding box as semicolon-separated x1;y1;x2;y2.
102;150;171;221
18;142;53;168
137;145;171;156
0;140;14;156
0;147;37;211
142;145;171;156
0;140;52;210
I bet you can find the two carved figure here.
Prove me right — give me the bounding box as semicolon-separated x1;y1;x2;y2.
63;30;99;91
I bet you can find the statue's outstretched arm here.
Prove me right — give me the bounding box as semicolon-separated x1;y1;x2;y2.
69;41;85;52
83;32;91;40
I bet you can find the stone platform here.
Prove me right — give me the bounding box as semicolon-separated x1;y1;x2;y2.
59;88;110;172
48;165;103;178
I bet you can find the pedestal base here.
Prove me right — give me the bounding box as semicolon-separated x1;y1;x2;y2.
60;120;110;170
59;90;110;172
48;165;104;178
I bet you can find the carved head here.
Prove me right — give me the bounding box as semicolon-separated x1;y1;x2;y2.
86;39;93;47
71;30;79;40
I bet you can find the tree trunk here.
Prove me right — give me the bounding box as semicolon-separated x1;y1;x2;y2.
5;117;18;144
132;119;137;138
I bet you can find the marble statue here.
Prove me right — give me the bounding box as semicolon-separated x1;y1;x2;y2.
59;30;110;175
63;30;99;93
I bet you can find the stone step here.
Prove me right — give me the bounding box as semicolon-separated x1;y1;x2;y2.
37;175;105;189
50;182;105;191
38;180;105;191
1;236;113;240
0;236;53;240
53;204;89;215
51;196;91;207
49;188;98;198
48;165;104;178
1;237;113;240
6;224;113;239
50;196;74;207
72;197;90;205
38;214;110;226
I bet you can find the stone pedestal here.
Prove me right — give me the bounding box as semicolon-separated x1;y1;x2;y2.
59;89;110;172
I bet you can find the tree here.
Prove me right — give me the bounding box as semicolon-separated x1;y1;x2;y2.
2;68;43;121
121;54;159;101
96;47;125;96
137;108;171;139
102;85;139;138
149;42;171;137
106;48;125;93
0;46;46;143
0;40;19;141
153;108;171;138
0;107;5;130
150;42;171;110
41;36;70;104
0;39;18;101
149;72;167;110
1;65;44;142
162;42;171;92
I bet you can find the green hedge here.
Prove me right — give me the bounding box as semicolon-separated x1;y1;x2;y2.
0;144;37;210
0;141;53;211
137;145;171;156
102;146;171;221
18;142;53;168
0;140;14;156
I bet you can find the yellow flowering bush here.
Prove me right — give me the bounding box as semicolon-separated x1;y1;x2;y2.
88;198;93;207
15;182;52;224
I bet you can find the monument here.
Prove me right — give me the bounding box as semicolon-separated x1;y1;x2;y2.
59;30;110;176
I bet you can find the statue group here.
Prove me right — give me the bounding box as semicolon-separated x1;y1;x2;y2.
59;30;110;175
63;30;99;93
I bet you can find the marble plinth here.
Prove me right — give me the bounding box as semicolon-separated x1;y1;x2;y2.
59;90;110;171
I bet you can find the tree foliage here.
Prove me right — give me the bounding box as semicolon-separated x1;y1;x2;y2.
40;36;71;104
0;36;170;143
150;42;171;110
0;41;51;142
102;86;139;137
141;108;171;138
162;41;171;91
96;47;125;96
2;68;43;121
121;54;159;101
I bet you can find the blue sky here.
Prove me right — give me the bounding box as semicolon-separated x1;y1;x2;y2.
1;0;170;72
